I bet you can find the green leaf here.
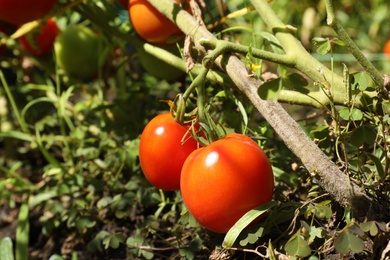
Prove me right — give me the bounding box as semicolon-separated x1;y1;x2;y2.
314;205;333;219
339;108;363;121
0;131;33;142
285;73;309;90
316;41;331;55
16;201;29;260
334;230;364;254
0;237;14;260
285;235;311;257
351;72;373;91
350;126;376;147
308;226;326;243
331;38;346;46
366;153;386;179
258;78;282;100
75;217;96;233
222;201;277;248
312;37;327;45
360;221;379;236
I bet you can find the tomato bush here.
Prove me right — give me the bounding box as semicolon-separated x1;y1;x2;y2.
128;0;186;44
0;0;57;25
18;19;59;56
139;113;199;190
180;133;274;234
54;25;107;79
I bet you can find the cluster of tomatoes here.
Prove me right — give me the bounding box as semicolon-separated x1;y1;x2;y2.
139;113;275;234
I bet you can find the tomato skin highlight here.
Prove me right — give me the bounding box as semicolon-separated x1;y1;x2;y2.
19;19;59;56
0;0;57;25
139;113;199;191
180;133;274;234
128;0;184;44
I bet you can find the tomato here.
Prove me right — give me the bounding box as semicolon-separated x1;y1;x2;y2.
18;19;59;56
137;43;184;81
384;40;390;58
139;113;199;191
118;0;128;9
54;26;107;79
180;133;274;233
0;0;57;25
128;0;188;44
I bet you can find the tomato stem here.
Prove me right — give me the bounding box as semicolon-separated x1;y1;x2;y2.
172;94;186;124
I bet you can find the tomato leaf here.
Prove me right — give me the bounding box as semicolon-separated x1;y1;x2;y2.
222;201;277;248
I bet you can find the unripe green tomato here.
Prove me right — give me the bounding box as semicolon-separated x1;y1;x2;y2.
137;44;184;81
54;26;106;79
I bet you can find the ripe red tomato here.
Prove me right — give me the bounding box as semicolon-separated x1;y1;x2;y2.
180;133;274;233
18;19;59;56
139;113;199;190
128;0;187;44
384;40;390;58
0;0;57;25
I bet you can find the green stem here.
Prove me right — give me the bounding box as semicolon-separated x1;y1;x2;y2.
324;0;384;89
0;70;30;134
182;66;209;101
249;0;344;89
199;39;295;67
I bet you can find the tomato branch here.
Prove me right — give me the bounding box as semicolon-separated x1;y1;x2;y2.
146;0;384;218
324;0;385;90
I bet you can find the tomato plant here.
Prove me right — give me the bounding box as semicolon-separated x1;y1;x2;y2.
0;0;57;25
137;43;184;81
54;25;107;79
384;39;390;58
180;133;274;234
139;113;199;191
128;0;187;44
18;19;59;56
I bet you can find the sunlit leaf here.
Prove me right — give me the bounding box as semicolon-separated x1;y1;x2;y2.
223;201;277;248
316;41;331;55
0;237;14;260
